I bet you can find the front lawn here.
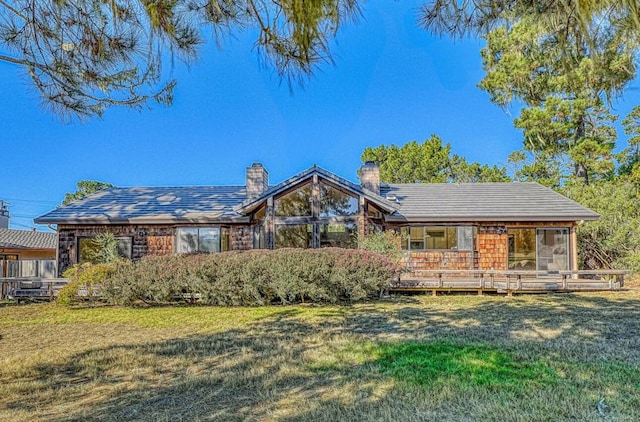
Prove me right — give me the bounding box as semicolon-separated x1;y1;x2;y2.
1;289;639;421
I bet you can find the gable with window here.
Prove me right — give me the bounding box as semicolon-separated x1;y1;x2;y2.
271;179;360;249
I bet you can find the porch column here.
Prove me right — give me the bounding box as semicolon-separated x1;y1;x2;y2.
266;197;274;249
358;196;366;245
570;225;579;276
311;174;320;248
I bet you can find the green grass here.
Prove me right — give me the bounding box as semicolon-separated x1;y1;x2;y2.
1;289;639;421
375;341;557;388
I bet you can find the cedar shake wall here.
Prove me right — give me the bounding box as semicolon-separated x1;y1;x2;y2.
55;221;574;275
477;226;508;270
147;235;173;255
403;251;477;271
57;225;175;275
231;225;253;250
390;222;573;272
57;223;254;275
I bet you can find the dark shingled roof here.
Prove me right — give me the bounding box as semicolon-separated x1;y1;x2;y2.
0;228;57;250
380;182;599;222
34;174;598;225
34;186;249;224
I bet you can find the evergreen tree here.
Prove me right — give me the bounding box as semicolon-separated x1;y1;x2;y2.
62;180;115;206
479;15;636;186
0;0;359;119
361;135;510;183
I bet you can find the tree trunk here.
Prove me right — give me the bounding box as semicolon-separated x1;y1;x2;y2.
574;113;589;185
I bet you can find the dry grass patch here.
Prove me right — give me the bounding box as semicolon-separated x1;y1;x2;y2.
1;290;639;421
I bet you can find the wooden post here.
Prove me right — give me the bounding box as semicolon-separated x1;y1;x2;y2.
357;195;367;249
570;225;579;278
311;175;320;249
266;197;275;249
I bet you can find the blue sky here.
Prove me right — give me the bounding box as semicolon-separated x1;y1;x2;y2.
1;0;638;231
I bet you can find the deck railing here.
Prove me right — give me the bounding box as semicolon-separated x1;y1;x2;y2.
393;269;630;294
0;260;62;300
3;259;57;278
0;278;69;300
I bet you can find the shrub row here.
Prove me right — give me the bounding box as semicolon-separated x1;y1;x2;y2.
59;263;116;306
93;248;397;306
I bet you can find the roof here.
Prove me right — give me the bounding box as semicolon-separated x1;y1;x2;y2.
34;186;250;225
34;172;598;226
380;182;599;222
0;228;57;250
235;165;399;214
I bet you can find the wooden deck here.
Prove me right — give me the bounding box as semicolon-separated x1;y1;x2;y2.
392;270;629;295
1;278;69;301
0;270;629;302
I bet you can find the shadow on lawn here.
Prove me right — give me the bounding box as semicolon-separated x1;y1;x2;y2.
7;293;640;421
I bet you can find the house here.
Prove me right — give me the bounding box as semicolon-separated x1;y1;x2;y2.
0;227;57;278
35;163;599;277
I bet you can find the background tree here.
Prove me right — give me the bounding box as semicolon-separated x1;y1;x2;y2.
1;0;359;119
478;14;635;186
62;180;115;206
418;1;640;272
361;135;510;183
563;179;640;271
419;0;640;46
618;105;640;186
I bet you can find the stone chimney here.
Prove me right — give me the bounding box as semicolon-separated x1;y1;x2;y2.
359;161;380;195
246;163;269;199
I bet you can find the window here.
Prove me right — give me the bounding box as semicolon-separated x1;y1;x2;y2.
275;224;312;248
78;236;132;263
401;226;474;251
508;228;536;270
409;227;425;250
176;227;227;253
252;205;266;249
253;224;265;249
275;183;312;217
320;223;358;249
116;237;133;258
536;228;569;271
320;183;358;217
272;178;360;249
367;204;383;219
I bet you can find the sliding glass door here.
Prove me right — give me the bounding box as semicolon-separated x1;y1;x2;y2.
536;228;569;272
508;228;570;272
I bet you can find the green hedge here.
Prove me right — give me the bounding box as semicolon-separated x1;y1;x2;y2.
101;248;398;306
58;263;116;306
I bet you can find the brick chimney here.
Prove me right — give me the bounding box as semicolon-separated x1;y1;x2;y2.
246;163;269;199
359;161;380;195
